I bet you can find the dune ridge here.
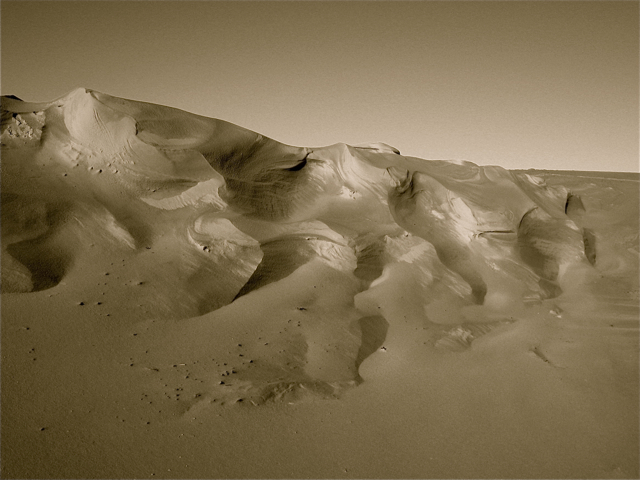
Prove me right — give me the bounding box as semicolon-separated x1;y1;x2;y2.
2;88;638;478
1;88;634;390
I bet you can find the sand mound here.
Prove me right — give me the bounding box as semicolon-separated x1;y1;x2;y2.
2;89;638;478
0;87;620;379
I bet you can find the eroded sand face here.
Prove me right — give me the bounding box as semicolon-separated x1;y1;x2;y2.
2;89;638;478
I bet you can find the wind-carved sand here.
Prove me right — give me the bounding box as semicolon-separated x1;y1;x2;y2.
0;88;631;397
2;89;638;478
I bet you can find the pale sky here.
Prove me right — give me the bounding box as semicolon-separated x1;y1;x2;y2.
2;1;638;172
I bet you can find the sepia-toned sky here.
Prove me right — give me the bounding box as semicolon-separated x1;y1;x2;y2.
2;1;638;172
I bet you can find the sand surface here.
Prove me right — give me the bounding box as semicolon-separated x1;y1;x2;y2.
2;89;638;479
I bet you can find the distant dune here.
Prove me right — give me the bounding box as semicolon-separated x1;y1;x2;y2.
2;89;638;479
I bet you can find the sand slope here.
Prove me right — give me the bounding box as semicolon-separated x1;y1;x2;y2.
2;89;638;478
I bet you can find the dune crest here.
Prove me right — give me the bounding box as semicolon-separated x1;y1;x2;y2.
2;89;637;405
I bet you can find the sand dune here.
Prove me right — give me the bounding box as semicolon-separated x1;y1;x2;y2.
2;89;638;478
